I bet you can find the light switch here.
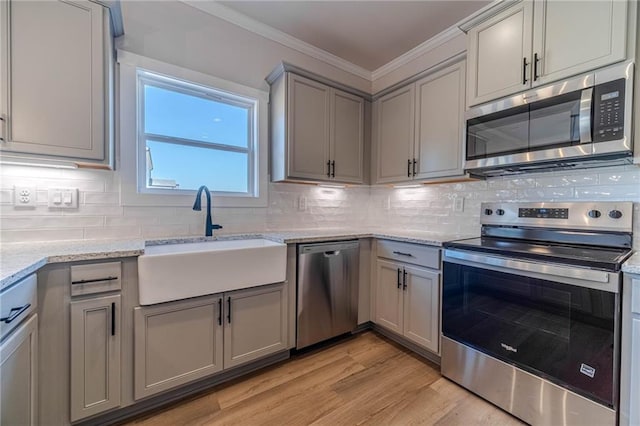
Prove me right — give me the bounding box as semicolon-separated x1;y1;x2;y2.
298;196;307;211
453;197;464;212
48;188;78;209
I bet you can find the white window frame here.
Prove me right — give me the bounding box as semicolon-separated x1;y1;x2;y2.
117;50;269;207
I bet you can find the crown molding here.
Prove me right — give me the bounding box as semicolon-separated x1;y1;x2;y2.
371;26;463;81
182;1;372;81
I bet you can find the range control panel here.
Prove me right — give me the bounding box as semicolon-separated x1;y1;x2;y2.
518;208;569;219
480;202;633;232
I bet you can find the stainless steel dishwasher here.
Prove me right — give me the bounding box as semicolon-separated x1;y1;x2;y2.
297;240;359;349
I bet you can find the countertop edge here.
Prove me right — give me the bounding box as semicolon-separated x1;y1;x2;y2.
0;230;473;289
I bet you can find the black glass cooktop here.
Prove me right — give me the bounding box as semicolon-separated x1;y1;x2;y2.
444;237;632;272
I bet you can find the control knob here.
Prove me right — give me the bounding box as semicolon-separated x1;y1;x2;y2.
608;210;623;219
587;210;601;218
484;209;493;216
496;209;505;216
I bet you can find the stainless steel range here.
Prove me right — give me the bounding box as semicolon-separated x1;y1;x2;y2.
442;201;633;425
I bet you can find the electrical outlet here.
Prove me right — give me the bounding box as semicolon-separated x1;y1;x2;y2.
384;196;391;210
298;195;307;211
48;188;79;209
14;186;37;208
453;197;464;212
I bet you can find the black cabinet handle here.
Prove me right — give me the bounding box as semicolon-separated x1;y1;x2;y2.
407;159;412;177
0;303;30;324
397;268;402;289
327;160;331;178
331;160;335;178
111;302;116;336
412;159;417;176
71;276;118;285
403;269;407;291
393;251;413;257
227;297;231;324
533;53;540;81
218;298;222;325
522;57;528;84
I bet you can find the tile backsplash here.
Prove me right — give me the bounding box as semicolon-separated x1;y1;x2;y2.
1;164;639;248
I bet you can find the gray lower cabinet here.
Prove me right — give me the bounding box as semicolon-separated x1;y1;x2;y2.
134;282;287;400
70;294;121;422
373;240;441;355
0;314;38;426
620;275;640;425
224;283;288;369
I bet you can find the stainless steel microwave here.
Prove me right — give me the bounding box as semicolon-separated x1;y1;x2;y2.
465;61;634;176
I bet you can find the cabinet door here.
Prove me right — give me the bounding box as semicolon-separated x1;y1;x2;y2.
467;1;533;106
403;266;440;353
375;85;415;183
133;295;223;400
630;317;640;426
532;0;627;86
330;89;364;183
224;283;288;369
70;294;120;421
374;260;404;334
414;61;465;179
287;74;331;180
0;314;37;426
0;0;106;160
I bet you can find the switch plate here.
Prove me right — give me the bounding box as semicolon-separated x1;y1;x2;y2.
453;197;464;212
14;186;37;208
48;188;78;209
298;195;307;211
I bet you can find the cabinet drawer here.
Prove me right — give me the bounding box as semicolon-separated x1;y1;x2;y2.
0;274;37;341
71;262;121;296
376;240;440;269
632;278;640;314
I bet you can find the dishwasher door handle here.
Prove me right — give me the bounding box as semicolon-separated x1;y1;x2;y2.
324;250;341;257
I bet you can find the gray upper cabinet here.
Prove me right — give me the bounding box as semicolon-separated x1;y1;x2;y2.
414;61;465;180
374;60;466;184
466;0;628;106
70;294;121;421
0;0;112;165
270;71;365;184
374;85;415;184
466;1;533;107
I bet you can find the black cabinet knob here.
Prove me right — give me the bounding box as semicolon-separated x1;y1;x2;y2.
496;209;505;216
484;209;493;216
587;210;601;218
608;210;623;219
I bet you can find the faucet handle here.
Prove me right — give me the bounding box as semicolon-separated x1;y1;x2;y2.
211;224;223;230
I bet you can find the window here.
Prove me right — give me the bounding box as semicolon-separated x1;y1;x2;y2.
137;70;257;196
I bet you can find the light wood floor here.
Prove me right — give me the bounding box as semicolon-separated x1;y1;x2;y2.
125;331;525;426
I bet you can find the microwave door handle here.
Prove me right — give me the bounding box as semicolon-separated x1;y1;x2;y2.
579;88;593;143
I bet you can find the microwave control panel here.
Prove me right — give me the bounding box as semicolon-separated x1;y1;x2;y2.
593;78;625;142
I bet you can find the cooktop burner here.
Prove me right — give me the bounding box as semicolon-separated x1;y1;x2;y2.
444;237;633;272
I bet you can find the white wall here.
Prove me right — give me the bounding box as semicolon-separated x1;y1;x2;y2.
118;1;371;93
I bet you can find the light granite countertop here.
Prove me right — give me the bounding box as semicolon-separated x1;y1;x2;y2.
0;229;475;290
622;252;640;275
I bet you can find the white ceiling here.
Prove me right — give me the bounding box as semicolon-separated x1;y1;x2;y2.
217;1;490;71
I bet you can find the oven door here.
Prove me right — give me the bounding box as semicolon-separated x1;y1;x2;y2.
442;249;620;408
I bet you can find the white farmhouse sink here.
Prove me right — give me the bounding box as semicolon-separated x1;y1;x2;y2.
138;239;287;305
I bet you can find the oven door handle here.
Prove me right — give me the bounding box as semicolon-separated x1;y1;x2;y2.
443;249;610;283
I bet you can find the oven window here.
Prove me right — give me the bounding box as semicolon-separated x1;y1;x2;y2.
466;105;529;159
466;90;584;160
442;261;616;407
